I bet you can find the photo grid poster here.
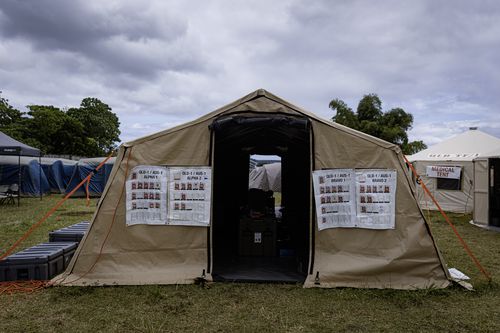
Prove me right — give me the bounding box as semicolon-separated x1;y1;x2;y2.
355;169;397;229
313;169;397;230
126;166;168;226
312;169;356;230
167;167;211;227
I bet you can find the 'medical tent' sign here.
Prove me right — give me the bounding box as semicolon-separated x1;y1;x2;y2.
426;165;461;179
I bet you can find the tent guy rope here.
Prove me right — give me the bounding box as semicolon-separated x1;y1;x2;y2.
0;151;114;262
404;155;491;281
52;147;132;286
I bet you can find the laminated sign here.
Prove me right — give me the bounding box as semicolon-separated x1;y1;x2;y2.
425;165;461;179
167;167;212;227
313;169;397;230
126;166;168;226
125;165;212;227
355;169;397;229
313;169;356;230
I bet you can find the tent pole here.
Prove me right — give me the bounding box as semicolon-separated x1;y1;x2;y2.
18;154;21;207
39;155;42;201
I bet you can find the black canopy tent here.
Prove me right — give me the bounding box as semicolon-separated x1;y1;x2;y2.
0;131;42;206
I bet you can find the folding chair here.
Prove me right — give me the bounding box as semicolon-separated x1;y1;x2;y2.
5;184;19;205
0;185;9;205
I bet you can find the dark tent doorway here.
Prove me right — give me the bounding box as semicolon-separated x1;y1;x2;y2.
489;158;500;227
210;114;311;282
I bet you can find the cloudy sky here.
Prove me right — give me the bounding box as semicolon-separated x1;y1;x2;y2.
1;0;499;146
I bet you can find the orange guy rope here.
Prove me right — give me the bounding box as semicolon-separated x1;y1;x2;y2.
0;151;114;261
85;176;92;207
404;155;491;281
56;147;132;286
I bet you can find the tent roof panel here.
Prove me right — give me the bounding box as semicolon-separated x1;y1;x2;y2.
124;89;399;152
0;131;41;156
408;129;500;162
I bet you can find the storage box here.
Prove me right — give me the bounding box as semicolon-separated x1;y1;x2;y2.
49;221;89;243
238;217;276;257
27;242;78;269
0;246;64;281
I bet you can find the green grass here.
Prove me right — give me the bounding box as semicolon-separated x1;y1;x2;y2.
0;196;98;253
1;200;499;332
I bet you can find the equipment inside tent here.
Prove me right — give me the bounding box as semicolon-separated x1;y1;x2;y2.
57;89;451;289
65;157;115;197
249;162;281;192
407;128;500;213
472;146;500;230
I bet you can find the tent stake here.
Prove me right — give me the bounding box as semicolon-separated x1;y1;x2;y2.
314;271;320;285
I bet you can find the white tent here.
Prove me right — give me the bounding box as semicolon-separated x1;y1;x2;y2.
472;146;500;230
408;129;500;213
249;162;281;192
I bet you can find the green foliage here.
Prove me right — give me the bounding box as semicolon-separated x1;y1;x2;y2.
0;93;22;128
330;94;427;154
330;99;359;129
403;140;428;155
0;94;120;157
67;98;121;155
357;93;382;122
25;105;89;155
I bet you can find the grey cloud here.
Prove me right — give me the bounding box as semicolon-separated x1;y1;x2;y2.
0;0;204;77
1;0;500;146
0;1;172;47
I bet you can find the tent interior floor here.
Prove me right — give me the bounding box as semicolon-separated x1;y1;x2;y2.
212;257;306;283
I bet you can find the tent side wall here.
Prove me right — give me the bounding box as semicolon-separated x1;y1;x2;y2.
411;160;473;213
63;119;212;285
306;120;449;289
473;158;489;226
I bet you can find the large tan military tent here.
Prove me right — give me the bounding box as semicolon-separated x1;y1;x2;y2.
408;129;500;213
57;89;450;289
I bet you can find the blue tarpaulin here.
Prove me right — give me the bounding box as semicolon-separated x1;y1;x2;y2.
0;156;50;196
40;158;77;194
65;157;115;197
0;154;115;197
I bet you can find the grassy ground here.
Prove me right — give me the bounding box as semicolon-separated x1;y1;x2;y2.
0;195;98;253
0;198;499;332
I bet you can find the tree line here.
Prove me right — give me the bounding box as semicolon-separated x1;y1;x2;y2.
330;94;426;155
0;93;120;157
1;91;425;157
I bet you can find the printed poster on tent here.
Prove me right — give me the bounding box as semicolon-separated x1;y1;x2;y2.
312;169;356;230
126;166;168;226
167;167;212;227
354;169;397;229
313;168;397;230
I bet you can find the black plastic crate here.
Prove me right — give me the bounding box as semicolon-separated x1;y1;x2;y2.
25;242;78;269
0;247;64;281
49;221;90;243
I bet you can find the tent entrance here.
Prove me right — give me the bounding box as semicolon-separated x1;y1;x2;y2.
489;158;500;227
210;114;311;283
